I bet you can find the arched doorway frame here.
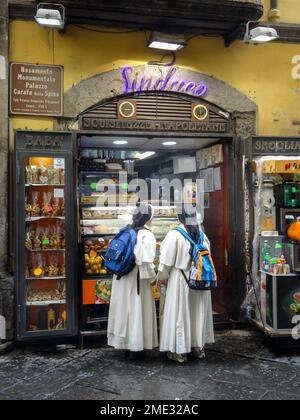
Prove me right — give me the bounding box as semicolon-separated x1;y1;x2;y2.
55;64;257;141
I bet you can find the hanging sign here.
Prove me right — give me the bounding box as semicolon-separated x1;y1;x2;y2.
10;63;63;116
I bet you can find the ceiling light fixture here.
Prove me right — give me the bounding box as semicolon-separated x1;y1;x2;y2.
137;152;156;160
113;140;128;145
163;141;177;146
244;21;279;44
35;3;65;29
148;32;186;52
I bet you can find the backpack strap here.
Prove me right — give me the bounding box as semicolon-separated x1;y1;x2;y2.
198;230;205;246
175;227;197;246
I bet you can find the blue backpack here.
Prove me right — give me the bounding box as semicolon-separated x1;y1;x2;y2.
104;225;139;278
175;227;217;291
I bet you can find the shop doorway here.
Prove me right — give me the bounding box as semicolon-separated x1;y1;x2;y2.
78;134;233;328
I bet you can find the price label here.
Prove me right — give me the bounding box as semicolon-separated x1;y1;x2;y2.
54;188;64;198
54;158;65;169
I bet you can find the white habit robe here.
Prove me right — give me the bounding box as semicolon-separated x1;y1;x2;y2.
157;224;215;355
107;227;158;351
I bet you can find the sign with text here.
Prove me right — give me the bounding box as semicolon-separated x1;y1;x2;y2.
80;117;228;133
253;138;300;156
10;63;63;116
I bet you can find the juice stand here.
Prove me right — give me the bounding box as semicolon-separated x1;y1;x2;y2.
245;137;300;337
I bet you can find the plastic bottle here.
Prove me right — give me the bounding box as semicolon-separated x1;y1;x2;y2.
263;252;271;272
261;240;271;268
275;241;283;259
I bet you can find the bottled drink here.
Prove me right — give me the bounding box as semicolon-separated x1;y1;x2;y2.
263;252;271;272
47;307;56;330
275;241;282;260
261;240;271;267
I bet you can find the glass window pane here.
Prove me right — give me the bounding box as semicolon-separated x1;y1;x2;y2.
24;157;67;332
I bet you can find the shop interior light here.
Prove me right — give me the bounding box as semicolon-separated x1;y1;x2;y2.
35;3;65;29
148;33;186;52
163;141;177;146
244;22;279;44
136;152;156;160
113;140;128;145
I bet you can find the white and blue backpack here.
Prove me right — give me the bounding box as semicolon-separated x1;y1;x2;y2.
175;227;217;291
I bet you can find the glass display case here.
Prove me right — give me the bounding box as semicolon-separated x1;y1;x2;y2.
247;153;300;337
15;132;77;339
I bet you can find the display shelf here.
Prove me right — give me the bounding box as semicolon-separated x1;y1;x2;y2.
81;220;130;226
26;276;66;281
25;184;65;187
26;300;66;306
80;216;177;222
26;249;66;253
81;233;115;238
260;270;298;277
82;275;112;280
25;217;65;222
79;171;138;176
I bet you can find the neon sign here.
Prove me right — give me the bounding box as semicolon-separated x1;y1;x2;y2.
122;66;209;97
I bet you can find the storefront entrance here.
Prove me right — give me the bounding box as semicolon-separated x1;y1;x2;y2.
14;66;258;340
77;134;234;332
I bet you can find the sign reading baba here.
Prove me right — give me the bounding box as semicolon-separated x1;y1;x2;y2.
122;66;209;97
10;63;63;116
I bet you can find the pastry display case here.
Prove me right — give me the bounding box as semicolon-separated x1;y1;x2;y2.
78;141;179;328
15;132;77;339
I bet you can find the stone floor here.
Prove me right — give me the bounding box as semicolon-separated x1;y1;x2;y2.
1;329;300;400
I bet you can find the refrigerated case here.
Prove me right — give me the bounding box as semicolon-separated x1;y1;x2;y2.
15;131;77;339
245;140;300;337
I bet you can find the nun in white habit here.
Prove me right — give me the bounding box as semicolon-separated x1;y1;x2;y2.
107;203;158;352
157;204;215;363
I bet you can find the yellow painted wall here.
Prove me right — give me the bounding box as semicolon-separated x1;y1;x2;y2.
9;20;300;136
262;0;300;23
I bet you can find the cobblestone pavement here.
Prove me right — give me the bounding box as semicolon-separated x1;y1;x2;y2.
1;329;300;400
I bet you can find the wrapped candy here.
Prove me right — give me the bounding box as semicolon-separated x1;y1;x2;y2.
41;228;51;250
52;198;61;217
31;191;41;217
38;163;49;185
25;193;32;217
47;254;59;277
33;228;42;251
41;192;53;217
25;166;34;185
53;168;61;185
31;254;44;278
49;226;59;250
60;255;66;277
60;199;65;217
60;169;65;185
31;166;39;184
59;224;66;249
25;229;33;251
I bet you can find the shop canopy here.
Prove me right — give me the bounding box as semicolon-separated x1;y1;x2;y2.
10;0;263;44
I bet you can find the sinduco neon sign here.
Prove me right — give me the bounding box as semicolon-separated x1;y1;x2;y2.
122;66;209;97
